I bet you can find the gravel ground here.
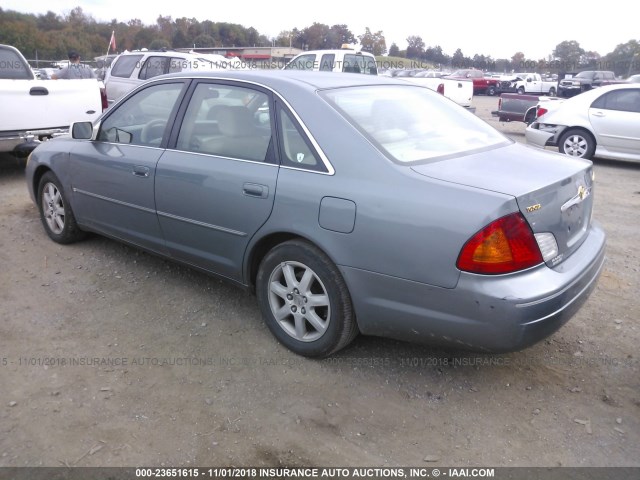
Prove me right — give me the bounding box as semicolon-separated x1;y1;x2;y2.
0;95;638;468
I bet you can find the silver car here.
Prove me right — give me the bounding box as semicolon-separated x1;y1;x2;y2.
526;83;640;162
26;71;606;357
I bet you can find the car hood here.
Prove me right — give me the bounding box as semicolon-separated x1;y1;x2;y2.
411;143;595;266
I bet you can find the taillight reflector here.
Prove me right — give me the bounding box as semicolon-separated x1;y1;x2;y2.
536;106;548;118
457;213;543;274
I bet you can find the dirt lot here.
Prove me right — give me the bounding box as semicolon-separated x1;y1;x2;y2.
0;95;638;468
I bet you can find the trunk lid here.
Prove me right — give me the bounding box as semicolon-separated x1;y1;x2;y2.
411;143;594;267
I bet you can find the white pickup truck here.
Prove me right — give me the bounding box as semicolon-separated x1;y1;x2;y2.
0;44;106;155
511;73;557;96
402;73;475;112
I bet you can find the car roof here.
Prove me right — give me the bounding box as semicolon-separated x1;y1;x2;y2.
156;69;405;91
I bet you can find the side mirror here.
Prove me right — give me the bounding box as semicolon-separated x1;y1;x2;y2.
527;78;532;82
71;121;94;140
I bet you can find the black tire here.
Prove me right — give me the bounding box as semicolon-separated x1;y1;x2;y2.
486;85;497;96
256;240;359;358
37;171;86;244
548;86;556;96
558;129;596;159
517;86;525;95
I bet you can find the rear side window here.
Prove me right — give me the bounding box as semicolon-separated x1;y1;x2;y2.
110;54;143;78
277;105;325;172
591;89;640;113
320;54;335;72
0;48;32;79
139;56;169;80
176;83;272;162
168;57;187;74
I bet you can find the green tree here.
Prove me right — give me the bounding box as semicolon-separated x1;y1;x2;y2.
452;48;465;68
602;39;640;76
388;43;400;57
328;24;355;48
406;35;425;59
553;40;584;70
358;28;386;56
511;51;525;70
149;38;171;50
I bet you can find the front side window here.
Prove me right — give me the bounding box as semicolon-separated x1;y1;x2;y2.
285;54;317;71
322;85;509;164
176;83;272;162
98;82;184;147
110;54;143;78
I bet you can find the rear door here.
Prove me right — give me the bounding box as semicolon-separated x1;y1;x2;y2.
589;88;640;155
155;80;278;282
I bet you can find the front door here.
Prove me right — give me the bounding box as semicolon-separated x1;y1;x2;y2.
70;81;188;254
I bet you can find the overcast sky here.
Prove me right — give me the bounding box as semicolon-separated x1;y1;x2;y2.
3;0;637;61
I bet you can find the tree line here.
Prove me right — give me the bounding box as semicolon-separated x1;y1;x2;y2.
397;36;639;77
0;6;638;76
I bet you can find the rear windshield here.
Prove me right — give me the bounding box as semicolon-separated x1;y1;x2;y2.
321;85;509;164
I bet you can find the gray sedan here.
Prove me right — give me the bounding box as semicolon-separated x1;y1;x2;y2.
26;70;606;357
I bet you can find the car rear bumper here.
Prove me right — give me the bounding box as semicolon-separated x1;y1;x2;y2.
340;222;606;352
525;123;565;149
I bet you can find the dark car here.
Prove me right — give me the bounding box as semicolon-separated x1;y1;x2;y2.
557;71;622;97
26;70;606;357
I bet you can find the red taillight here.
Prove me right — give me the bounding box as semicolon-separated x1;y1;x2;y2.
457;213;543;274
437;83;445;95
100;87;108;111
536;106;548;118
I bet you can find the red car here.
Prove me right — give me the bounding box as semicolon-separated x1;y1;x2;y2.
448;69;498;96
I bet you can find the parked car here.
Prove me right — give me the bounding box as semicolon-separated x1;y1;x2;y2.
526;83;640;161
284;48;377;75
26;70;605;357
448;69;499;95
402;74;475;111
557;70;622;98
492;93;562;124
499;73;557;96
628;74;640;83
0;44;107;155
104;50;226;105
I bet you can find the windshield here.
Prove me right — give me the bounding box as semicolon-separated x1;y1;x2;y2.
321;85;509;164
575;71;595;78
